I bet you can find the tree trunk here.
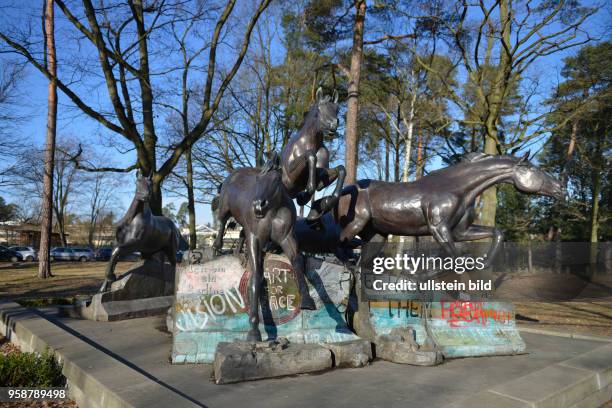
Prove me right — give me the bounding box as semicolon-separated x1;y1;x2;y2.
480;0;512;227
384;137;390;182
479;135;498;226
394;143;400;182
589;165;601;244
186;145;197;250
344;0;366;184
56;215;67;247
38;0;56;279
416;131;423;179
562;121;578;188
402;87;416;183
150;177;163;215
88;221;95;248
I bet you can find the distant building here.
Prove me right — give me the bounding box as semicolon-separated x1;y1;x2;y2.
0;222;64;248
181;222;241;249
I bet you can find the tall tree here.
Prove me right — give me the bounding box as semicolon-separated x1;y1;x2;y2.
0;58;25;182
393;0;597;225
542;42;611;242
14;142;84;247
38;0;57;279
0;197;18;222
344;0;367;183
0;0;272;214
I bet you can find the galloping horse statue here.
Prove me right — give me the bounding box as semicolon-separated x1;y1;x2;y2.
212;153;317;342
100;172;187;292
332;152;564;265
281;87;345;221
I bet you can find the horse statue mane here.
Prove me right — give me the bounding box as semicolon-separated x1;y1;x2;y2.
260;151;281;174
460;152;531;164
461;152;492;163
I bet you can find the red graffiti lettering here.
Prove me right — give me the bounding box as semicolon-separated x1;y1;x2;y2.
440;301;513;328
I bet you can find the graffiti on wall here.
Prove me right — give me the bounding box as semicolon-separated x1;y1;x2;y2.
175;254;304;331
438;301;514;328
371;300;425;318
368;300;514;329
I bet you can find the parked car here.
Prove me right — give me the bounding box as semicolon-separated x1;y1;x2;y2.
95;247;143;262
49;247;75;261
0;245;23;263
71;247;95;262
9;246;38;262
95;247;113;261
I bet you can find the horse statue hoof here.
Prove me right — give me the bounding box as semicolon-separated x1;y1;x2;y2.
299;295;316;310
247;329;262;342
306;195;337;223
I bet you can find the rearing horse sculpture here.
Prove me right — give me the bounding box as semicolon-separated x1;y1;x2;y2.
212;153;317;342
100;173;187;292
281;87;345;221
332;152;564;265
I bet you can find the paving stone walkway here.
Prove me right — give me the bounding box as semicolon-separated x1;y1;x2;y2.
1;302;610;408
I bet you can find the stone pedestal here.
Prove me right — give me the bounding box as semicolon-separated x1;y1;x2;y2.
213;338;333;384
319;339;372;368
172;254;360;363
374;328;443;366
356;300;526;359
61;260;175;321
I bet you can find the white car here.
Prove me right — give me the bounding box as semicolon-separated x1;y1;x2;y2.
10;246;38;262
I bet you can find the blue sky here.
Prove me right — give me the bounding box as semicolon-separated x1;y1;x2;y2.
0;0;609;226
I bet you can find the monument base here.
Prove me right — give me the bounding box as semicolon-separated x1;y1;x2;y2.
213;337;372;384
60;260;175;321
364;300;526;358
213;338;332;384
374;328;443;366
172;254;360;363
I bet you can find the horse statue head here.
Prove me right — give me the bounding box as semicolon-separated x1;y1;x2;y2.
508;152;565;200
134;170;153;201
253;152;283;218
308;87;339;137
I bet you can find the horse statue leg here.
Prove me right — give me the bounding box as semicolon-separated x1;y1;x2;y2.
289;150;317;206
213;215;228;255
453;225;504;268
451;207;504;268
303;147;345;221
278;235;316;310
245;233;263;342
100;246;126;292
233;229;245;256
306;165;346;221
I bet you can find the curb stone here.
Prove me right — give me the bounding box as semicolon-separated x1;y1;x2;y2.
0;301;200;408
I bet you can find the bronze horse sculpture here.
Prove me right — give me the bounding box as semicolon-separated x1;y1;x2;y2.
101;173;187;292
212;154;316;342
329;152;564;265
281;87;345;221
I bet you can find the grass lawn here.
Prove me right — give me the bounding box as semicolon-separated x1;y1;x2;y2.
515;300;612;338
0;261;138;302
